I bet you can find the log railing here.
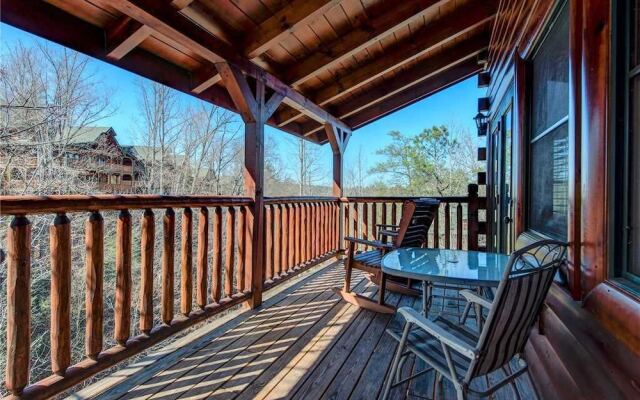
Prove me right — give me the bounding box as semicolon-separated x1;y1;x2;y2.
342;184;485;252
0;187;482;398
262;197;340;289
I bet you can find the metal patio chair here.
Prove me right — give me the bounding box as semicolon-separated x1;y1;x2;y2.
335;198;440;313
381;239;568;400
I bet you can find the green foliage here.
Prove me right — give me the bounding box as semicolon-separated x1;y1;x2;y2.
370;126;479;196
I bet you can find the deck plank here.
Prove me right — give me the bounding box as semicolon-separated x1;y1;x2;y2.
85;262;538;400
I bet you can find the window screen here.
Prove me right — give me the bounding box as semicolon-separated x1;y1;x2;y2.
528;4;569;240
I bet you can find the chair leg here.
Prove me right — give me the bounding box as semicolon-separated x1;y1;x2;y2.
379;272;387;305
381;322;412;400
344;241;355;292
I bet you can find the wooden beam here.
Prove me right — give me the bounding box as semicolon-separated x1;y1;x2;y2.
106;17;152;60
245;0;341;59
286;0;445;86
275;0;496;127
0;0;307;139
331;34;489;119
345;60;480;129
99;0;349;132
215;62;259;122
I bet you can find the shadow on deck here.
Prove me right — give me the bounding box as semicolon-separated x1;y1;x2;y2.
77;261;538;400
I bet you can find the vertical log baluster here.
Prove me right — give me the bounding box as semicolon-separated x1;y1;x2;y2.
162;208;175;325
322;203;327;254
211;207;222;303
362;203;368;250
315;203;321;258
344;202;350;249
225;207;236;298
197;207;208;309
306;204;312;261
115;210;132;346
244;205;254;293
274;205;281;278
300;203;306;264
281;205;289;275
265;205;273;282
140;209;154;334
457;203;463;250
288;204;295;272
391;202;398;227
6;215;31;396
294;204;301;267
371;202;377;241
381;202;388;229
180;207;193;316
433;205;440;249
444;203;451;249
237;206;246;293
50;213;71;375
353;202;359;250
85;211;104;359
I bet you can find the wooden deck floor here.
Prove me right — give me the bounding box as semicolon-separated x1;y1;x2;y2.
87;261;538;400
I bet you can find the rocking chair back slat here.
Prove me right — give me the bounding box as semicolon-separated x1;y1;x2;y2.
395;199;440;248
470;240;567;378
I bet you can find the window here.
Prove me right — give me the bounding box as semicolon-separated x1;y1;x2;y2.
527;3;569;240
618;0;640;283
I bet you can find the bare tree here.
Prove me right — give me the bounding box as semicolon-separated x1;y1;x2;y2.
346;145;367;196
289;137;323;195
136;80;183;194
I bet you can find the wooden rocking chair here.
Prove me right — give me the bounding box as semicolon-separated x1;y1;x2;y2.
335;198;440;314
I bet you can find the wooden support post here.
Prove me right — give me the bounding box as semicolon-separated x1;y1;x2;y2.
50;213;71;375
6;215;31;396
325;123;351;254
85;211;104;359
217;61;284;308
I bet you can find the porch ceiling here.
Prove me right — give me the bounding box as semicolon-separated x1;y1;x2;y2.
1;0;496;144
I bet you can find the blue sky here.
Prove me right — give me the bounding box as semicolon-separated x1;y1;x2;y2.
1;23;483;186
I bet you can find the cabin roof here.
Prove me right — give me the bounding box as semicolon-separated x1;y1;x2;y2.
1;0;497;144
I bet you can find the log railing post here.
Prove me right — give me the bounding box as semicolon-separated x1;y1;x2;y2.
50;213;71;375
85;211;104;359
467;183;479;251
162;208;175;325
456;203;463;250
115;209;132;346
5;215;31;396
140;209;154;334
237;206;246;293
265;205;273;282
273;205;281;278
196;207;209;309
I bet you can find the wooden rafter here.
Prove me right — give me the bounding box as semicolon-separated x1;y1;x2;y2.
0;0;311;139
106;17;152;60
94;0;349;132
275;0;497;128
285;0;446;86
244;0;341;59
345;59;480;129
331;32;490;120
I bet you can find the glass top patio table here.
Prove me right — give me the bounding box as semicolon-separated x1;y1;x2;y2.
381;248;511;287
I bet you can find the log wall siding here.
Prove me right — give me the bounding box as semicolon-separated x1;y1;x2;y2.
1;192;481;398
485;0;640;397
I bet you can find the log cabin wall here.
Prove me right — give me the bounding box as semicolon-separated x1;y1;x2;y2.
484;0;640;398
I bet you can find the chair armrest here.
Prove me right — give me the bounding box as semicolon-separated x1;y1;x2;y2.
377;224;399;229
398;307;477;359
344;236;394;249
460;289;493;310
378;229;399;237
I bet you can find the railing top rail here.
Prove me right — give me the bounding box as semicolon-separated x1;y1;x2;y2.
264;196;339;204
342;195;470;203
0;195;253;215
